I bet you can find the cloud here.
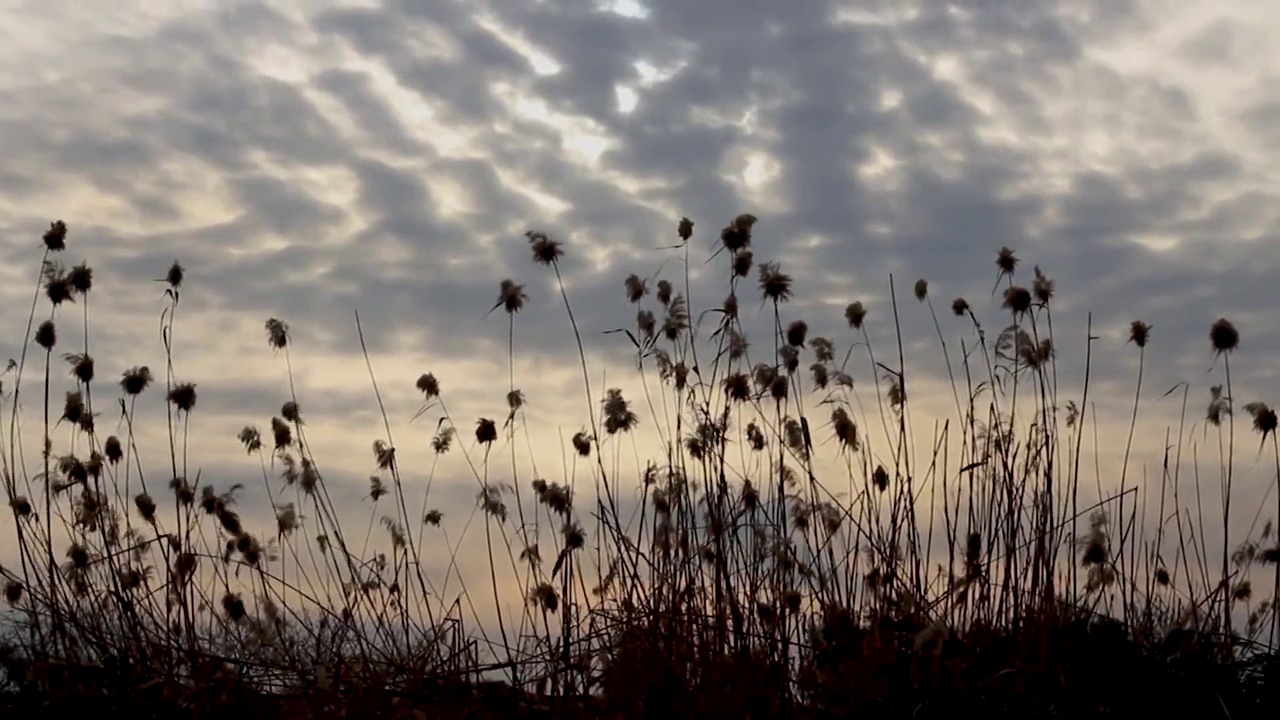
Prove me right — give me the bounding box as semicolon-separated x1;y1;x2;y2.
2;0;1280;639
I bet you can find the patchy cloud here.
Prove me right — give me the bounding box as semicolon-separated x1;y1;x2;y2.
2;0;1280;628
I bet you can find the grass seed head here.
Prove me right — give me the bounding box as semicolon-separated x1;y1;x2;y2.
995;246;1018;277
786;320;808;348
1002;286;1032;316
1210;318;1239;354
496;279;527;315
265;318;290;349
35;320;56;350
758;262;793;303
1129;320;1151;348
913;278;928;301
120;366;153;395
624;274;648;303
733;249;754;278
167;382;198;412
65;352;94;383
656;279;673;306
526;230;563;265
105;436;123;463
68;262;93;294
1033;266;1054;303
43;220;67;251
845;301;866;329
166;260;185;289
677;216;694;242
416;372;440;397
951;298;969;316
475;417;498;444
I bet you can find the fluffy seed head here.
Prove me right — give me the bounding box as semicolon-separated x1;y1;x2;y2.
35;320;56;350
1210;318;1239;354
845;302;866;329
913;279;928;301
1129;321;1151;348
43;220;67;251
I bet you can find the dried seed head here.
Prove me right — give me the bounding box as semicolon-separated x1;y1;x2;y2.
67;543;90;569
238;426;262;454
105;436;123;463
722;293;738;319
571;430;592;457
281;401;301;423
166;260;185;289
810;363;829;389
424;509;443;526
526;230;563;265
35;320;56;350
271;417;293;449
779;345;799;373
1032;266;1054;304
68;263;93;294
831;407;857;451
951;298;969;316
1155;568;1170;587
677;216;694;242
769;375;788;402
872;465;889;492
1209;318;1239;354
1002;286;1032;316
1129;320;1151;348
167;382;197;412
845;301;866;329
656;280;673;306
265;318;290;349
811;337;835;363
720;214;756;252
3;581;22;605
475;418;498;445
725;373;751;402
44;268;75;306
732;250;754;278
602;388;638;435
530;582;559;613
416;372;440;398
432;427;454;454
786;320;808;348
624;274;648;303
758;262;793;303
10;496;32;517
43;220;67;251
636;309;656;340
222;592;247;622
65;352;94;383
913;279;928;301
120;366;153;395
62;391;85;426
995;246;1018;277
495;279;527;315
1244;402;1278;438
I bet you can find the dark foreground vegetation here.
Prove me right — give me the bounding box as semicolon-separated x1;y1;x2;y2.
2;217;1279;718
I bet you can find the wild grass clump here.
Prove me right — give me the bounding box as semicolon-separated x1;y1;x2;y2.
1;215;1279;718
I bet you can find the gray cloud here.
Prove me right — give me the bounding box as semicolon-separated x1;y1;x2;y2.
2;0;1280;627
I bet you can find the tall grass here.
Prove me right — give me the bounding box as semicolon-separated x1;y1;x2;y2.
1;216;1278;718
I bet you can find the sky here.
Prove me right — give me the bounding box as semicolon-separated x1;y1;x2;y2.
1;0;1279;633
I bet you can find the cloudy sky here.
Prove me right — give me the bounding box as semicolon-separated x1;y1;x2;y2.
2;0;1279;631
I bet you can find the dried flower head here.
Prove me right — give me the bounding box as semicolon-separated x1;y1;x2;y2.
3;581;22;606
602;388;638;435
732;249;754;278
265;318;290;349
167;382;197;412
44;266;75;306
43;220;67;251
845;301;866;329
105;436;123;463
239;426;262;454
222;592;247;622
1207;385;1231;426
494;279;527;315
1209;318;1239;354
424;509;443;526
913;279;928;301
677;216;694;242
10;496;32;517
624;274;648;303
1032;266;1054;304
758;262;792;303
475;418;498;445
872;465;889;493
1002;286;1032;316
67;262;93;294
35;320;56;350
120;366;153;395
720;214;756;252
1129;320;1151;348
995;246;1018;277
64;352;94;383
530;582;559;613
725;373;751;402
786;320;808;348
571;430;592;457
1244;402;1278;439
282;401;301;423
951;298;969;316
656;280;673;307
165;260;185;289
526;230;563;265
416;372;440;398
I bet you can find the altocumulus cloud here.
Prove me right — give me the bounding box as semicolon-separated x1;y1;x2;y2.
1;0;1279;623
